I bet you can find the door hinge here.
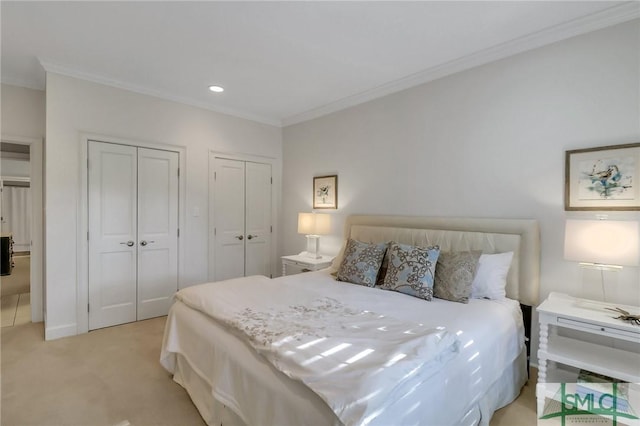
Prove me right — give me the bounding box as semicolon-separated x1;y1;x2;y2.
214;227;217;236
270;177;273;184
177;228;180;238
87;158;89;170
270;225;273;233
177;167;180;177
88;303;90;313
214;171;217;180
87;231;89;241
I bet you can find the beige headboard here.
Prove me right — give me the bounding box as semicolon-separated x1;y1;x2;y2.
340;215;540;306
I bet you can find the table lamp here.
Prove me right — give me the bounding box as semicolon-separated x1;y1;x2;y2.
564;219;639;300
298;212;330;259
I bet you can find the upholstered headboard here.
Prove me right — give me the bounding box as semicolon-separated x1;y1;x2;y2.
339;215;540;306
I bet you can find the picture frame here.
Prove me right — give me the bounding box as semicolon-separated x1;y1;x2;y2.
565;142;640;211
313;175;338;209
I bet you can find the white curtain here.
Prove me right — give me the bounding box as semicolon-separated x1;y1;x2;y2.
1;186;31;252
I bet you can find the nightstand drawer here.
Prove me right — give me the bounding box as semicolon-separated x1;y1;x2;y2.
281;254;334;277
285;263;312;275
558;317;640;341
289;260;312;268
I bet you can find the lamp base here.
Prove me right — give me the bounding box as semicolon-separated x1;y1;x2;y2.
305;235;322;259
579;262;622;272
579;264;621;303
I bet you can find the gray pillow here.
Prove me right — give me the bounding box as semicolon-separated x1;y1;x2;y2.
336;239;387;287
434;251;482;303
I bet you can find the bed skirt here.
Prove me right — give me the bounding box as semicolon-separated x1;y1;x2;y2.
171;347;527;426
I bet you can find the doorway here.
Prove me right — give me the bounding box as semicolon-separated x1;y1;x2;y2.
1;143;31;326
0;136;43;327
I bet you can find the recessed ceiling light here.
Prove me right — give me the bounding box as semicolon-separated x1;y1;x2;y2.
208;85;224;93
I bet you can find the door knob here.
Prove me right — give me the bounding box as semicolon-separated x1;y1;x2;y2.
236;235;244;240
120;240;135;247
140;240;155;246
247;235;258;240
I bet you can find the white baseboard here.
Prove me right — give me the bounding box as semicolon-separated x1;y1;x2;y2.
45;322;77;340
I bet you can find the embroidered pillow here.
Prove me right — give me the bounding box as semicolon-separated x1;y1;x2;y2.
471;252;514;300
382;243;440;300
434;251;482;303
336;239;387;287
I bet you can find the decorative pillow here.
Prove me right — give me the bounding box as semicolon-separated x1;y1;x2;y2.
433;251;482;303
470;252;514;300
336;239;387;287
382;243;440;300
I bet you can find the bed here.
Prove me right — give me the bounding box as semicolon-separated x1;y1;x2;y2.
161;215;540;425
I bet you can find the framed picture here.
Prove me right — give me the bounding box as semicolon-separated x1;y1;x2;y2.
565;143;640;211
313;175;338;209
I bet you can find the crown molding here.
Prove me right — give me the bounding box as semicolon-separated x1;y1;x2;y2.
1;75;45;92
38;60;281;127
22;2;639;129
282;2;640;127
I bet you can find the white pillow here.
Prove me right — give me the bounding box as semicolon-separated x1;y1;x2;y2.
470;252;514;299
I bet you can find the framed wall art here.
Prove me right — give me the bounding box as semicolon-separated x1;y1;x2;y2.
565;142;640;211
313;175;337;209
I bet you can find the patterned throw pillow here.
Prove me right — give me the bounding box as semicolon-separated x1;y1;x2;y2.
433;251;482;304
336;239;387;287
382;243;440;300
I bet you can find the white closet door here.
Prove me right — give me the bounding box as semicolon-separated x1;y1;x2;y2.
137;148;179;320
88;142;137;330
214;158;246;281
212;157;272;281
245;161;272;277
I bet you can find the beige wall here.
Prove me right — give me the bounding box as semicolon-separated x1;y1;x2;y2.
45;74;282;339
283;20;640;364
1;84;45;139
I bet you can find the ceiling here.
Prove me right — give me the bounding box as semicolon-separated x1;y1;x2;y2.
2;1;638;127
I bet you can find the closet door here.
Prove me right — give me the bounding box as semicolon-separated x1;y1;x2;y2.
137;148;179;320
89;141;179;330
212;157;272;281
88;142;138;330
245;161;272;276
213;158;246;281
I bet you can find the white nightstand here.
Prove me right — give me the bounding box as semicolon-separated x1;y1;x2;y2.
281;254;334;276
536;292;640;413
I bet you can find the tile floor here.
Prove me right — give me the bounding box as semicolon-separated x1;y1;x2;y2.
1;292;31;327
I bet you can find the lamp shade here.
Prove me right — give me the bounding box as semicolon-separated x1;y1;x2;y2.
564;219;639;267
298;213;331;235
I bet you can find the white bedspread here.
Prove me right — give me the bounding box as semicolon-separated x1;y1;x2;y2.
162;270;526;425
172;274;459;425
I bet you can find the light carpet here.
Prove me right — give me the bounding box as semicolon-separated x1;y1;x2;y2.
1;316;537;425
1;317;205;426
